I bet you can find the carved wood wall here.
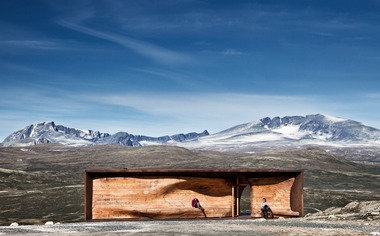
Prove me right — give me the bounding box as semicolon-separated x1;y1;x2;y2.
92;176;233;219
249;177;300;217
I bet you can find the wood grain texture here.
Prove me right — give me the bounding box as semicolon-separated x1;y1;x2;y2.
92;176;233;219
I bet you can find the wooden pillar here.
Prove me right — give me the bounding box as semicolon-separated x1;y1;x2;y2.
231;183;235;217
236;177;239;217
290;172;304;216
84;172;93;221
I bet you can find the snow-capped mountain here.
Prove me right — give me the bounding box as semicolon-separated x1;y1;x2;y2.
2;121;110;146
1;121;209;147
177;114;380;152
2;114;379;150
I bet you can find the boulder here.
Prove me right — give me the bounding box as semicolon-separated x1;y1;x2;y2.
45;221;54;225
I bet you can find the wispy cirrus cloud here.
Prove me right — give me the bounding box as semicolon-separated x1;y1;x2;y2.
220;48;247;56
132;68;201;88
364;93;380;99
0;40;65;50
0;38;100;53
58;20;194;65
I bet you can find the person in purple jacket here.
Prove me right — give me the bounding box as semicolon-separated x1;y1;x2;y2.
192;197;207;217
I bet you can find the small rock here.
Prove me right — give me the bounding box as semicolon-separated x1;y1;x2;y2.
319;207;342;216
312;211;325;217
10;222;19;227
343;201;360;213
277;217;285;220
45;221;54;225
328;215;336;219
370;232;380;236
325;207;336;213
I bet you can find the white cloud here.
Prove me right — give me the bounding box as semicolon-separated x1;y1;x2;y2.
84;92;322;134
58;20;193;65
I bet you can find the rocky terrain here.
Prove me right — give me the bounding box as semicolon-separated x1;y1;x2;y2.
1;215;380;235
1;200;380;236
305;200;380;221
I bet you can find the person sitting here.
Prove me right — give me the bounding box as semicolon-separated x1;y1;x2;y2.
192;197;204;210
192;197;207;218
261;198;273;218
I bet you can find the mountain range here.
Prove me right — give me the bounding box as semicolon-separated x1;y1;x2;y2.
2;114;380;150
1;121;209;147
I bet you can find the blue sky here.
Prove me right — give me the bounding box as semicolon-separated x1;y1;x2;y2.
1;0;380;140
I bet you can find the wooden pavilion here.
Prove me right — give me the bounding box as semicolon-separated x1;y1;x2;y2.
84;168;303;220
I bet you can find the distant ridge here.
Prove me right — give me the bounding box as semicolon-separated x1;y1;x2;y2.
1;121;209;147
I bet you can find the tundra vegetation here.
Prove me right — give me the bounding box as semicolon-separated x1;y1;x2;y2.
0;144;379;227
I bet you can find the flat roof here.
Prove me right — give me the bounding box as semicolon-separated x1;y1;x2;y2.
85;168;303;178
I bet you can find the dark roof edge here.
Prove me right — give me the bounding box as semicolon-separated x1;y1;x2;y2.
85;168;304;174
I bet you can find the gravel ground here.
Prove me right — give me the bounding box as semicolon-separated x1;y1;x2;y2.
1;218;379;236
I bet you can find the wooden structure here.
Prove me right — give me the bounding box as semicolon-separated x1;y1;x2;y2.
84;169;303;220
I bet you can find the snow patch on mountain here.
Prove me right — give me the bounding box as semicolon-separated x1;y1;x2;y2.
271;124;305;139
323;114;348;123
